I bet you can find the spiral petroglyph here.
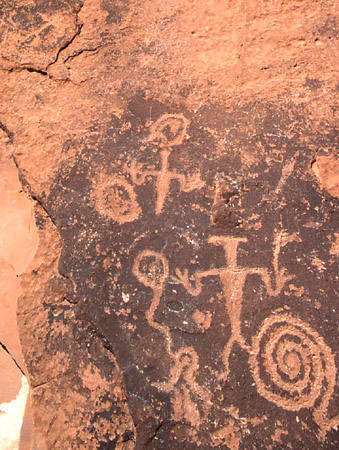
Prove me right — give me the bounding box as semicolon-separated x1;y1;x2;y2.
249;313;338;438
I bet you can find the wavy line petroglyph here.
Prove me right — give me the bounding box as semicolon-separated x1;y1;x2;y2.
132;249;211;426
249;313;338;440
173;232;292;380
128;114;204;214
133;250;170;345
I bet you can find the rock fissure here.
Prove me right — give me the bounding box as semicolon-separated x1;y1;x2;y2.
75;311;119;358
144;420;167;446
31;373;67;390
0;120;14;142
0;341;25;377
46;24;84;72
11;155;57;229
63;42;113;64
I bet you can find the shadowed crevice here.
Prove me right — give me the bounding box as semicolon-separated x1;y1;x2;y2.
0;120;14;142
0;341;25;377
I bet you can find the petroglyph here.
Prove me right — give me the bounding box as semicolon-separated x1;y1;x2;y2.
173;232;292;379
38;94;338;446
128;114;204;214
172;231;338;438
147;114;190;147
132;250;170;344
132;249;211;423
93;176;141;224
250;313;338;440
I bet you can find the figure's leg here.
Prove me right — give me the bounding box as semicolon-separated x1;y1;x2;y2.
219;272;250;380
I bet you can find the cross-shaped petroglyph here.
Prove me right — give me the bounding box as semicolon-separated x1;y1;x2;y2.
128;114;204;214
173;232;292;380
132;249;211;424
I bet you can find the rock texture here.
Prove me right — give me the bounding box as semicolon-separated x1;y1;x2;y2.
0;0;338;448
0;158;37;449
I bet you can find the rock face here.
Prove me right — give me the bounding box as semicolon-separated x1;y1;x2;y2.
0;0;338;448
0;159;37;450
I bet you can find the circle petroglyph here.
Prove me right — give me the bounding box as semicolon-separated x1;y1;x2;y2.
148;114;189;147
94;176;141;224
133;250;169;289
249;313;336;412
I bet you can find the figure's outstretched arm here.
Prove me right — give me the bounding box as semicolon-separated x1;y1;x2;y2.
177;171;205;192
172;268;202;295
128;160;156;185
251;232;293;296
253;267;292;296
172;267;220;296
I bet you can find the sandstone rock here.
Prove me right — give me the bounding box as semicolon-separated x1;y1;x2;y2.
0;160;38;367
0;158;38;448
0;347;29;450
312;153;339;198
0;0;337;448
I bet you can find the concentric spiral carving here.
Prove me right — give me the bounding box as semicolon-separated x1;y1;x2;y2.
249;312;338;437
250;313;335;411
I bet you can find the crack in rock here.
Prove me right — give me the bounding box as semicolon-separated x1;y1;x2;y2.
0;341;25;376
46;24;84;72
0;1;85;77
0;120;14;142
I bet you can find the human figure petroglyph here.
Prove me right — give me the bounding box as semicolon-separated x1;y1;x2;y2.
173;232;292;379
128;114;204;214
132;249;211;423
147;114;190;147
173;233;338;439
153;347;211;427
250;312;338;440
132;249;171;348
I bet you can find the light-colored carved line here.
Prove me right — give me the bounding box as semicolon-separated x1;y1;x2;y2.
249;313;338;439
174;234;290;380
155;150;171;215
264;328;315;394
275;158;296;194
147;114;190;147
128;113;204;215
208;236;247;269
133;249;211;422
94;176;141;224
275;339;309;382
132;250;171;353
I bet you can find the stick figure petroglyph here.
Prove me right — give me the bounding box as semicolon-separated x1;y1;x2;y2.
172;232;338;438
128;114;204;214
132;249;211;425
173;232;292;380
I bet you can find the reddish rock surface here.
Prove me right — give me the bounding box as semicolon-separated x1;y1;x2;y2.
0;158;37;449
312;153;339;198
0;0;338;448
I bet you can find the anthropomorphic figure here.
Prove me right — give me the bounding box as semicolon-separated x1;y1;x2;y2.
173;232;291;379
133;249;211;423
129;114;204;214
